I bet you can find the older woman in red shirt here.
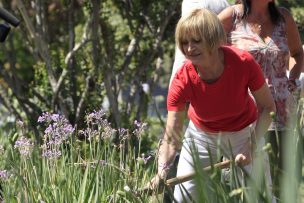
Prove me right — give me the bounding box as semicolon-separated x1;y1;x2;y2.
149;8;276;202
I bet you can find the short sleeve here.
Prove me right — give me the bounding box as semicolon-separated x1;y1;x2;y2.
167;65;191;111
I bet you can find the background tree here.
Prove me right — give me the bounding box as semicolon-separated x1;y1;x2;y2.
0;0;303;143
0;0;180;141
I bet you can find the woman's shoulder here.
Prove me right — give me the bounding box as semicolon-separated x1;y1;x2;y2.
278;6;292;16
175;60;196;77
218;5;243;33
277;7;293;22
277;7;298;31
181;60;195;71
222;46;258;74
218;4;243;19
222;46;254;62
172;60;200;86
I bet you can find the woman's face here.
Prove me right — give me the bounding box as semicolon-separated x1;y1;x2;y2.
181;36;210;66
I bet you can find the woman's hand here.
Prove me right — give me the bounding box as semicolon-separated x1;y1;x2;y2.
235;153;251;166
235;136;256;166
287;78;300;92
145;174;166;194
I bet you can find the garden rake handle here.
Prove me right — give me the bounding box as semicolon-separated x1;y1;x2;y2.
138;160;231;195
165;159;231;187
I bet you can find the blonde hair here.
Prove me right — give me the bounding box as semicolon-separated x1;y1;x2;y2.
175;8;227;54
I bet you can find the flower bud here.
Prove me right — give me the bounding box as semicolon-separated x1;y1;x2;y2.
269;111;276;120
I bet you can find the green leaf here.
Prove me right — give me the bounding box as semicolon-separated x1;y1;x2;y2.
78;165;89;203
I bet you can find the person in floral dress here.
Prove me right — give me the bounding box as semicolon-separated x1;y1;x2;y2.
219;0;303;198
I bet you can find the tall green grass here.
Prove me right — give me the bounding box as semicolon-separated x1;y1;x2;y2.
0;110;155;202
0;102;302;202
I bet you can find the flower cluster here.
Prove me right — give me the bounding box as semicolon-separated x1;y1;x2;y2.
14;136;33;157
102;125;116;140
133;120;148;138
16;120;25;129
38;112;74;159
82;109;116;140
0;170;11;181
38;112;60;123
136;153;152;165
0;144;4;155
118;128;129;141
85;109;106;125
78;128;99;141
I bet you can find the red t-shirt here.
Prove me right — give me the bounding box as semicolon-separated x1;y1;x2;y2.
167;46;265;132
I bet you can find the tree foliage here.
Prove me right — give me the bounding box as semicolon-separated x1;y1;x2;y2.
0;0;180;140
277;0;304;40
0;0;303;142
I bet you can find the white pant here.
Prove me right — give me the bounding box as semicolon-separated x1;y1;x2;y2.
169;0;230;86
173;121;275;203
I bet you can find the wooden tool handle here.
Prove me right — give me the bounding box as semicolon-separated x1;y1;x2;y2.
137;160;231;196
165;159;231;187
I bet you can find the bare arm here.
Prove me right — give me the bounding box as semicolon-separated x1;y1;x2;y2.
281;8;304;79
251;83;276;140
218;6;236;33
157;110;185;178
234;83;275;166
147;110;185;190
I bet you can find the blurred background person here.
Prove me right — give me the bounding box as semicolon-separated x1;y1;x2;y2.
219;0;304;198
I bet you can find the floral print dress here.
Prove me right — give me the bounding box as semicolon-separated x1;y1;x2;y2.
228;6;293;130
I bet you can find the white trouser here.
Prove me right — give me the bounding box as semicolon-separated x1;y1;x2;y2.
173;121;275;203
169;0;230;86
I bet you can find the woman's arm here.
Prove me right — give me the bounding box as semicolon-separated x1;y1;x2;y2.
157;110;185;178
251;83;276;140
218;6;236;33
147;110;185;190
281;8;304;86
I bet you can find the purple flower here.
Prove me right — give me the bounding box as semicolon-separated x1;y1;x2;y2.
133;120;148;138
143;155;152;164
79;109;118;141
51;114;60;122
38;112;52;123
118;128;129;141
102;126;116;139
14;136;33;157
38;112;74;159
16;120;24;128
79;128;99;140
99;160;106;166
42;150;62;159
137;154;152;165
0;170;10;180
85;109;106;124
